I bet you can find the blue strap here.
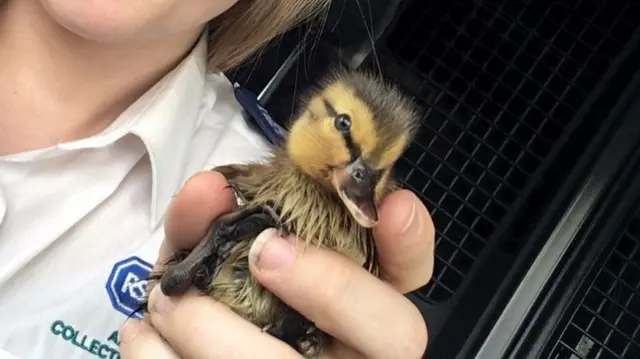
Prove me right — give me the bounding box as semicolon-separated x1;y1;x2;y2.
233;83;287;147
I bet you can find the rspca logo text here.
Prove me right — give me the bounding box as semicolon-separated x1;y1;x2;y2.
106;256;152;319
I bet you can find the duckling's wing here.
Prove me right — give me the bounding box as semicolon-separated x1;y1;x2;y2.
212;163;268;204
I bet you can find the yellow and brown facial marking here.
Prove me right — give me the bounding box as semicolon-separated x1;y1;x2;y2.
287;80;410;187
286;74;416;227
369;134;410;170
287;109;351;181
322;82;378;157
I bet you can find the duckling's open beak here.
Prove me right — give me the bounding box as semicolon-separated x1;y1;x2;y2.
332;157;379;228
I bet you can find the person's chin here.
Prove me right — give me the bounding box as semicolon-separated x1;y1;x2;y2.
39;0;166;43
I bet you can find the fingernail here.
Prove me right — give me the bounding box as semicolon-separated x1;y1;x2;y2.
148;285;175;314
249;228;295;270
401;196;419;234
119;319;143;344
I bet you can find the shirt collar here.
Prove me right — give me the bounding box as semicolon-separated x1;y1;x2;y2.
71;32;211;228
127;34;210;228
1;33;215;229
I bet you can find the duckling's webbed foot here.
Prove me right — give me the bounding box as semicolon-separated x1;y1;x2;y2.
263;305;329;358
297;326;328;359
159;204;280;296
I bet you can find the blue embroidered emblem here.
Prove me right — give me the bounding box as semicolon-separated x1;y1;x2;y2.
105;256;152;319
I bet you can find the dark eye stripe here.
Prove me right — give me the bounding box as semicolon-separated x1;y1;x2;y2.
343;132;361;162
323;98;338;117
322;98;361;161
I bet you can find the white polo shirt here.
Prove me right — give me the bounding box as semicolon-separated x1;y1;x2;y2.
0;35;271;359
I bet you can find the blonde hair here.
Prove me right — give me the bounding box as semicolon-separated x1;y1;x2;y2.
207;0;330;71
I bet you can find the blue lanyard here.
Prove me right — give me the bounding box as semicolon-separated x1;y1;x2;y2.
233;83;287;148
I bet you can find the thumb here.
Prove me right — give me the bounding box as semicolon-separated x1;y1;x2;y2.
158;171;237;263
372;190;435;293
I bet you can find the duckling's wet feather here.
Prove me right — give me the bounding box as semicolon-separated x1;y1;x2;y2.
141;69;420;358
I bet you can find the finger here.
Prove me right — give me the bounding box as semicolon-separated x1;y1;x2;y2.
323;343;366;359
159;171;237;262
147;287;302;359
119;319;179;359
248;229;428;359
373;190;435;293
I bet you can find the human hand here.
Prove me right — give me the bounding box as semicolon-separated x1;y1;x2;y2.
119;170;435;359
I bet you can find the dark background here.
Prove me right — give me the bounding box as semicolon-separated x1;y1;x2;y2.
229;1;640;358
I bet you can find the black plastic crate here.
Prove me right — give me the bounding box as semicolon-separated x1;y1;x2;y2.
368;0;640;304
227;1;640;357
550;212;640;359
475;65;640;359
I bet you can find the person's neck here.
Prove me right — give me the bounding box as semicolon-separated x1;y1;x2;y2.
0;0;203;155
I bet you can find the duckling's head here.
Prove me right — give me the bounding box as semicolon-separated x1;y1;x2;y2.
286;70;420;228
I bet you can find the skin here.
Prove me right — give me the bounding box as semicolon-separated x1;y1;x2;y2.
0;0;239;155
119;171;435;359
0;0;435;356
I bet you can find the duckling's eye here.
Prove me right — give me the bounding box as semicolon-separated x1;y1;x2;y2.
334;114;352;133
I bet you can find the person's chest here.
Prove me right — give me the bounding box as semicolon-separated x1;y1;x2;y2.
0;136;160;359
0;122;270;358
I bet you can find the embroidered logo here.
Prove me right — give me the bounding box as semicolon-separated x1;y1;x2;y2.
105;256;152;319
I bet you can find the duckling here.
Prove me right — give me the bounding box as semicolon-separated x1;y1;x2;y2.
145;68;421;358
